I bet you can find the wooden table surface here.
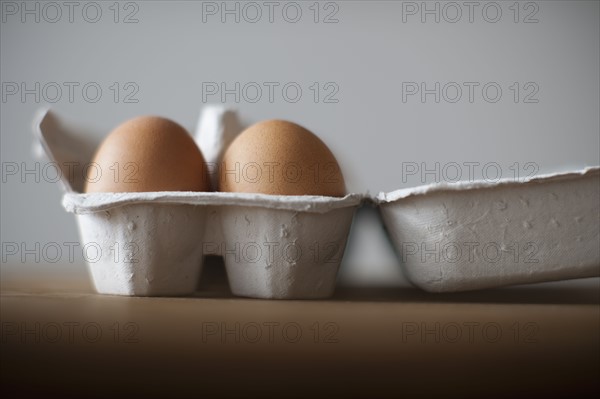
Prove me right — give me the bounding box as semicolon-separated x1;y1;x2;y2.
1;260;599;398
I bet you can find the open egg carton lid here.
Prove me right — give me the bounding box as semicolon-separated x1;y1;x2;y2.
376;166;599;292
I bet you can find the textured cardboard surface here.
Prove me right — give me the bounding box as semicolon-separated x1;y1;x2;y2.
379;168;600;292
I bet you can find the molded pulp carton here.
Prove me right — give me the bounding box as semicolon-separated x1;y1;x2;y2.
34;107;599;297
35;107;362;298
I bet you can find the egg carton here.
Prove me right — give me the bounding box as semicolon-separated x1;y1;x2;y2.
33;107;599;297
35;107;362;298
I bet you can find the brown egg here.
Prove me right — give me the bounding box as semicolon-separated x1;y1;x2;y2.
85;116;209;193
220;120;345;196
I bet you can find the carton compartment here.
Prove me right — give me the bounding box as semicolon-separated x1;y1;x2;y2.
221;205;355;299
77;203;207;296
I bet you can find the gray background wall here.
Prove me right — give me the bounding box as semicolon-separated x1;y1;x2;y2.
1;0;599;286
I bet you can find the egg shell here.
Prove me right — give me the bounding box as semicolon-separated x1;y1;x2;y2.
85;116;210;193
220;120;345;197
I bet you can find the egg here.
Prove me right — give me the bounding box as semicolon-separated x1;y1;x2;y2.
85;116;209;193
220;120;345;196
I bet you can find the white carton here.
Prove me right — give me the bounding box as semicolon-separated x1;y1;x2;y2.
377;168;600;292
36;107;361;298
34;107;599;297
219;198;357;299
74;202;207;296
